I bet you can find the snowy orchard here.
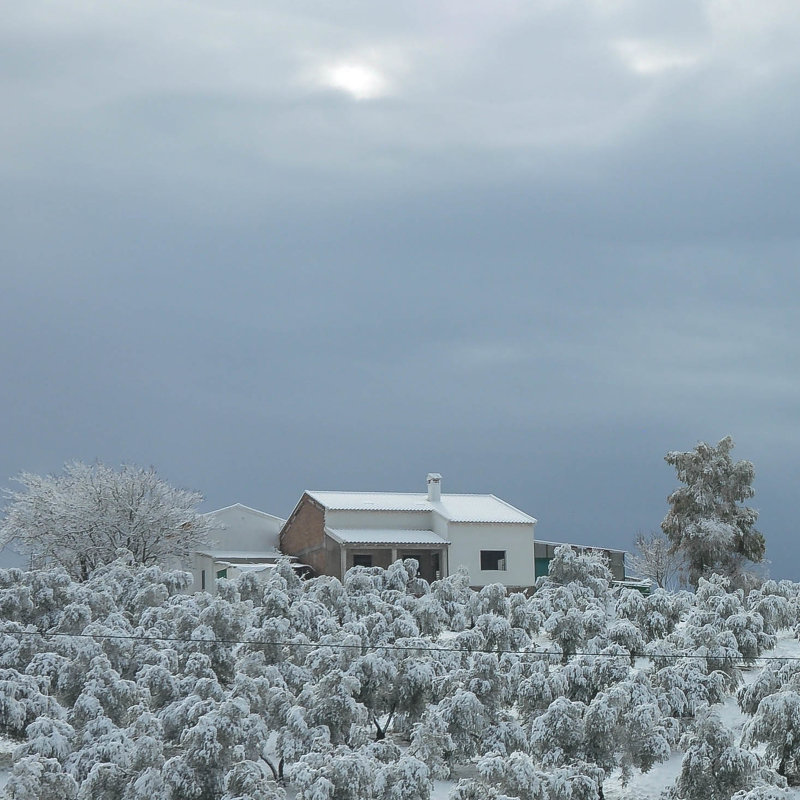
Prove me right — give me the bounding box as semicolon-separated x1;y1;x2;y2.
0;547;799;799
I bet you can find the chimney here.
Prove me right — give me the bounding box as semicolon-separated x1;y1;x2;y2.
427;473;442;502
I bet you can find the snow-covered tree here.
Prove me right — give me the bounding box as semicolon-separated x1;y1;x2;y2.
629;531;684;590
430;568;473;631
746;582;795;635
0;669;66;736
476;753;604;800
529;697;586;767
374;754;430;800
476;751;544;800
544;607;591;664
730;789;791;800
349;651;398;740
2;755;79;800
438;690;489;763
583;678;672;788
221;760;286;800
291;748;375;800
517;660;569;724
674;706;764;800
163;697;270;800
545;545;613;597
662;437;765;587
652;654;732;719
742;690;800;779
738;661;800;717
509;592;544;638
0;462;214;580
409;706;457;779
19;717;75;761
300;668;365;746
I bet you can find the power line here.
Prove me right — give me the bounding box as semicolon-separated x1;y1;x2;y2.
0;627;797;664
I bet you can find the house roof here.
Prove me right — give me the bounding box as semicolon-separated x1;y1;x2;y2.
203;503;286;524
196;549;285;561
325;528;450;546
307;491;536;525
536;540;628;556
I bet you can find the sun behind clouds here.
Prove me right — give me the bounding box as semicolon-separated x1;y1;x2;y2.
321;60;389;100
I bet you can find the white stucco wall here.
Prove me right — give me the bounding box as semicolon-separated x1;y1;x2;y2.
192;553;216;593
446;521;536;587
309;502;536;588
431;513;449;538
205;505;285;551
325;509;433;531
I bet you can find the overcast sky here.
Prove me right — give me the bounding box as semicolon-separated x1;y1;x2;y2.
2;0;798;577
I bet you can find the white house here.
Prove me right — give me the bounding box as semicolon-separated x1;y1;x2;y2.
192;503;287;593
279;474;538;588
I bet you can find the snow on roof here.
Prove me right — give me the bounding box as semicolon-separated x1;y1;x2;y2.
196;549;285;561
307;491;535;524
325;528;450;546
536;540;628;555
220;563;276;573
203;503;286;523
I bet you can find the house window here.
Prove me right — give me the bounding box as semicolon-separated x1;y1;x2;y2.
352;554;373;568
201;570;206;591
481;550;507;571
216;568;227;579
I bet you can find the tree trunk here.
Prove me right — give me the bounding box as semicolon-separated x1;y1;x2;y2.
373;707;396;741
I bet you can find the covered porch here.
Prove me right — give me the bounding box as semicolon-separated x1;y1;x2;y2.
324;528;450;583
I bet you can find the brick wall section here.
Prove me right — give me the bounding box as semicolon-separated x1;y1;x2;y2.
280;494;328;576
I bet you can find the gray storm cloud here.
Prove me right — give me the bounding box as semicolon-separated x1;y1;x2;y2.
1;0;798;575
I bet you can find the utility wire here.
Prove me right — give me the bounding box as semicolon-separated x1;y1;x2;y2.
0;627;797;664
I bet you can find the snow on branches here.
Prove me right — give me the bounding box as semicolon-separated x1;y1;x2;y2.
0;549;796;800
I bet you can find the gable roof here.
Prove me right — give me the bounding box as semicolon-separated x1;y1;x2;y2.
204;503;286;524
306;491;536;525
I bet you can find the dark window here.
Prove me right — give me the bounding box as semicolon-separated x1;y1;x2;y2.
481;550;507;571
352;554;373;568
216;568;228;579
201;569;206;591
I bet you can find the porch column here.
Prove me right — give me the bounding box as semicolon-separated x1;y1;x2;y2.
340;547;347;580
442;546;449;577
391;547;398;564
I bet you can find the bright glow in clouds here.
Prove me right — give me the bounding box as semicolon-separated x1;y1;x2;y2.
321;61;388;99
615;39;700;75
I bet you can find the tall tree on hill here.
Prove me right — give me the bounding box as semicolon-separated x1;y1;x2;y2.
0;461;213;581
662;436;765;588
